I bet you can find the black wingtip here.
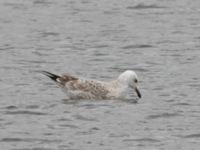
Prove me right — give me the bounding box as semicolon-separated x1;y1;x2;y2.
40;71;60;81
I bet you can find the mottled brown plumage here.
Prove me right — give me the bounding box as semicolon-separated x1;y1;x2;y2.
41;70;141;100
56;74;78;86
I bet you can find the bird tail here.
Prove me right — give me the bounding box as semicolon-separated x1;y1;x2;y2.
40;71;60;82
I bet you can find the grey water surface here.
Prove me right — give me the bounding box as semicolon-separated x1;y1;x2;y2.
0;0;200;150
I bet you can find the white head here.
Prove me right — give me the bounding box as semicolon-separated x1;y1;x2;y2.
117;70;141;98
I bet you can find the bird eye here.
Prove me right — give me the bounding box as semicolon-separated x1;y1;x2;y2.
134;79;138;83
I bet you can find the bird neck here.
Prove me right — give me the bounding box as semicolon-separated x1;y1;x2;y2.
113;80;129;97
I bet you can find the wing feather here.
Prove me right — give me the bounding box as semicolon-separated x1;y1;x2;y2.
65;79;109;99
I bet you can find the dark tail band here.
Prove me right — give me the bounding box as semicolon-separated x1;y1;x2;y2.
40;71;60;82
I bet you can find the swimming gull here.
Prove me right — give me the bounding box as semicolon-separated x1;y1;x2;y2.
41;70;141;100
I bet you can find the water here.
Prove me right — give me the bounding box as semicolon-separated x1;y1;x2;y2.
0;0;200;149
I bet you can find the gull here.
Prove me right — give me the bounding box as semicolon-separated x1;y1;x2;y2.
41;70;141;100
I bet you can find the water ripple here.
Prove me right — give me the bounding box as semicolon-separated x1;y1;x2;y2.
73;114;98;122
1;137;61;143
173;102;191;106
39;32;60;38
123;138;160;142
5;110;49;116
127;4;165;10
33;0;54;5
59;124;79;129
13;148;54;150
4;105;18;110
183;133;200;138
121;44;153;49
146;112;180;119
